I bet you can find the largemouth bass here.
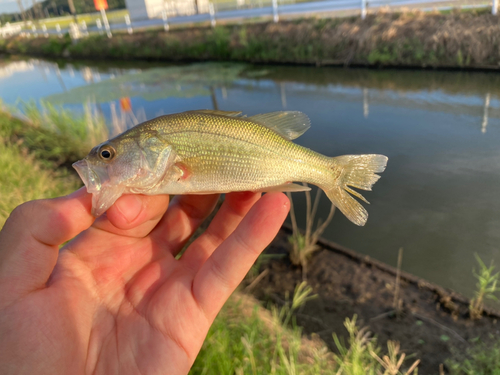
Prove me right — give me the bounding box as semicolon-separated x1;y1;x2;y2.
73;110;388;226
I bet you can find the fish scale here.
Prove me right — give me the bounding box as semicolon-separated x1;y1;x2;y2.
139;112;332;193
73;110;388;225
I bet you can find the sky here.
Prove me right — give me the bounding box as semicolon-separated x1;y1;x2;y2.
0;0;42;16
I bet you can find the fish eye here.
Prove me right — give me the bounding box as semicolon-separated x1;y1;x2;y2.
99;146;115;161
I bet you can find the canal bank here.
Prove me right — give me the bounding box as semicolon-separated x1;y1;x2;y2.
2;10;500;69
251;224;500;374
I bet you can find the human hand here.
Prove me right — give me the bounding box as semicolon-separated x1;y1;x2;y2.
0;189;289;375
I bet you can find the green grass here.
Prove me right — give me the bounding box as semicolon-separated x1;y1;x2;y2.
0;140;79;228
192;282;421;374
0;102;108;225
191;283;335;374
1;101;108;168
469;253;500;320
332;316;420;375
447;336;500;374
26;9;129;30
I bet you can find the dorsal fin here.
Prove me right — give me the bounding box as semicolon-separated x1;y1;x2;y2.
248;111;310;140
189;109;243;117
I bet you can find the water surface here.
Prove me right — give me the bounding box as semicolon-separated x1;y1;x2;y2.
2;58;500;301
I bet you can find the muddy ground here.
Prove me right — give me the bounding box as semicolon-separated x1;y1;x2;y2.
245;225;500;374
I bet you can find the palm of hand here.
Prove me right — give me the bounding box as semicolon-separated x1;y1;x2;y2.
0;190;289;375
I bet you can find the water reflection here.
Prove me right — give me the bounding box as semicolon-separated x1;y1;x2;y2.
482;93;490;134
363;88;369;118
1;58;500;303
0;60;34;78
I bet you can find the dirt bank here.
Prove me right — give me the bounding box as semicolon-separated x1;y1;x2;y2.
2;10;500;69
246;224;500;374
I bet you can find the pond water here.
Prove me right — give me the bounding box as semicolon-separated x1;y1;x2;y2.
2;57;500;302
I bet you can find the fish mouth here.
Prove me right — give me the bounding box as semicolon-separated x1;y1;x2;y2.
73;159;102;193
72;159;124;217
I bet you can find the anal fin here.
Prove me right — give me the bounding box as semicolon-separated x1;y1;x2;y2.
254;183;311;193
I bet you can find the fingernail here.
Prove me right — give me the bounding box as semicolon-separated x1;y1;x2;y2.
114;195;143;223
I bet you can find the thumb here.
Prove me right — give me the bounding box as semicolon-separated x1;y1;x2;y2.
0;188;94;304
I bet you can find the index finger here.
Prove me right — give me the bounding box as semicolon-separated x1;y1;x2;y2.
191;193;289;320
0;187;94;303
90;193;170;238
150;194;220;255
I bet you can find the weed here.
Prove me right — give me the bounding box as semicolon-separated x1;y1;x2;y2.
244;253;285;292
206;27;232;59
370;341;420;375
447;334;500;374
0;139;79;227
287;186;335;279
333;315;420;375
275;281;317;328
3;101;111;168
237;26;248;47
393;248;404;317
367;45;397;65
314;18;330;31
40;37;70;56
333;316;377;374
469;253;499;320
190;285;331;375
456;50;464;66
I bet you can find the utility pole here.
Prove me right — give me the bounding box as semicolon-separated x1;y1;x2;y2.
16;0;27;25
68;0;77;22
31;0;42;20
31;0;36;19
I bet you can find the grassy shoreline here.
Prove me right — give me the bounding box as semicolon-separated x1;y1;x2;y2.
2;10;500;69
0;107;425;373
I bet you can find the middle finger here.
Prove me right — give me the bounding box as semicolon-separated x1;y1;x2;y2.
180;191;261;271
149;194;220;255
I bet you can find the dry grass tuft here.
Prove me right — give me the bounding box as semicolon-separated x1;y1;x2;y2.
287;186;335;280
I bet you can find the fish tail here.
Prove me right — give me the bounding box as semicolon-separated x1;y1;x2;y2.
323;154;388;226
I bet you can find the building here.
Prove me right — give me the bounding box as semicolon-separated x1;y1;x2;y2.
125;0;210;21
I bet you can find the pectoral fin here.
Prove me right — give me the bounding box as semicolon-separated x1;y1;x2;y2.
154;145;179;179
138;138;179;184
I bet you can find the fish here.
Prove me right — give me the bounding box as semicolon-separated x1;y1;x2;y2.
73;110;388;226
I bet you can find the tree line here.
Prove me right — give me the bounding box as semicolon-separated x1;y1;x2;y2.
0;0;126;24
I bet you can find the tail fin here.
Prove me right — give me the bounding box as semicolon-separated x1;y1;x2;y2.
324;154;388;226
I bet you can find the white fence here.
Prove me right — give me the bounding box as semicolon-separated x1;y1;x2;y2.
0;23;22;37
2;0;496;39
